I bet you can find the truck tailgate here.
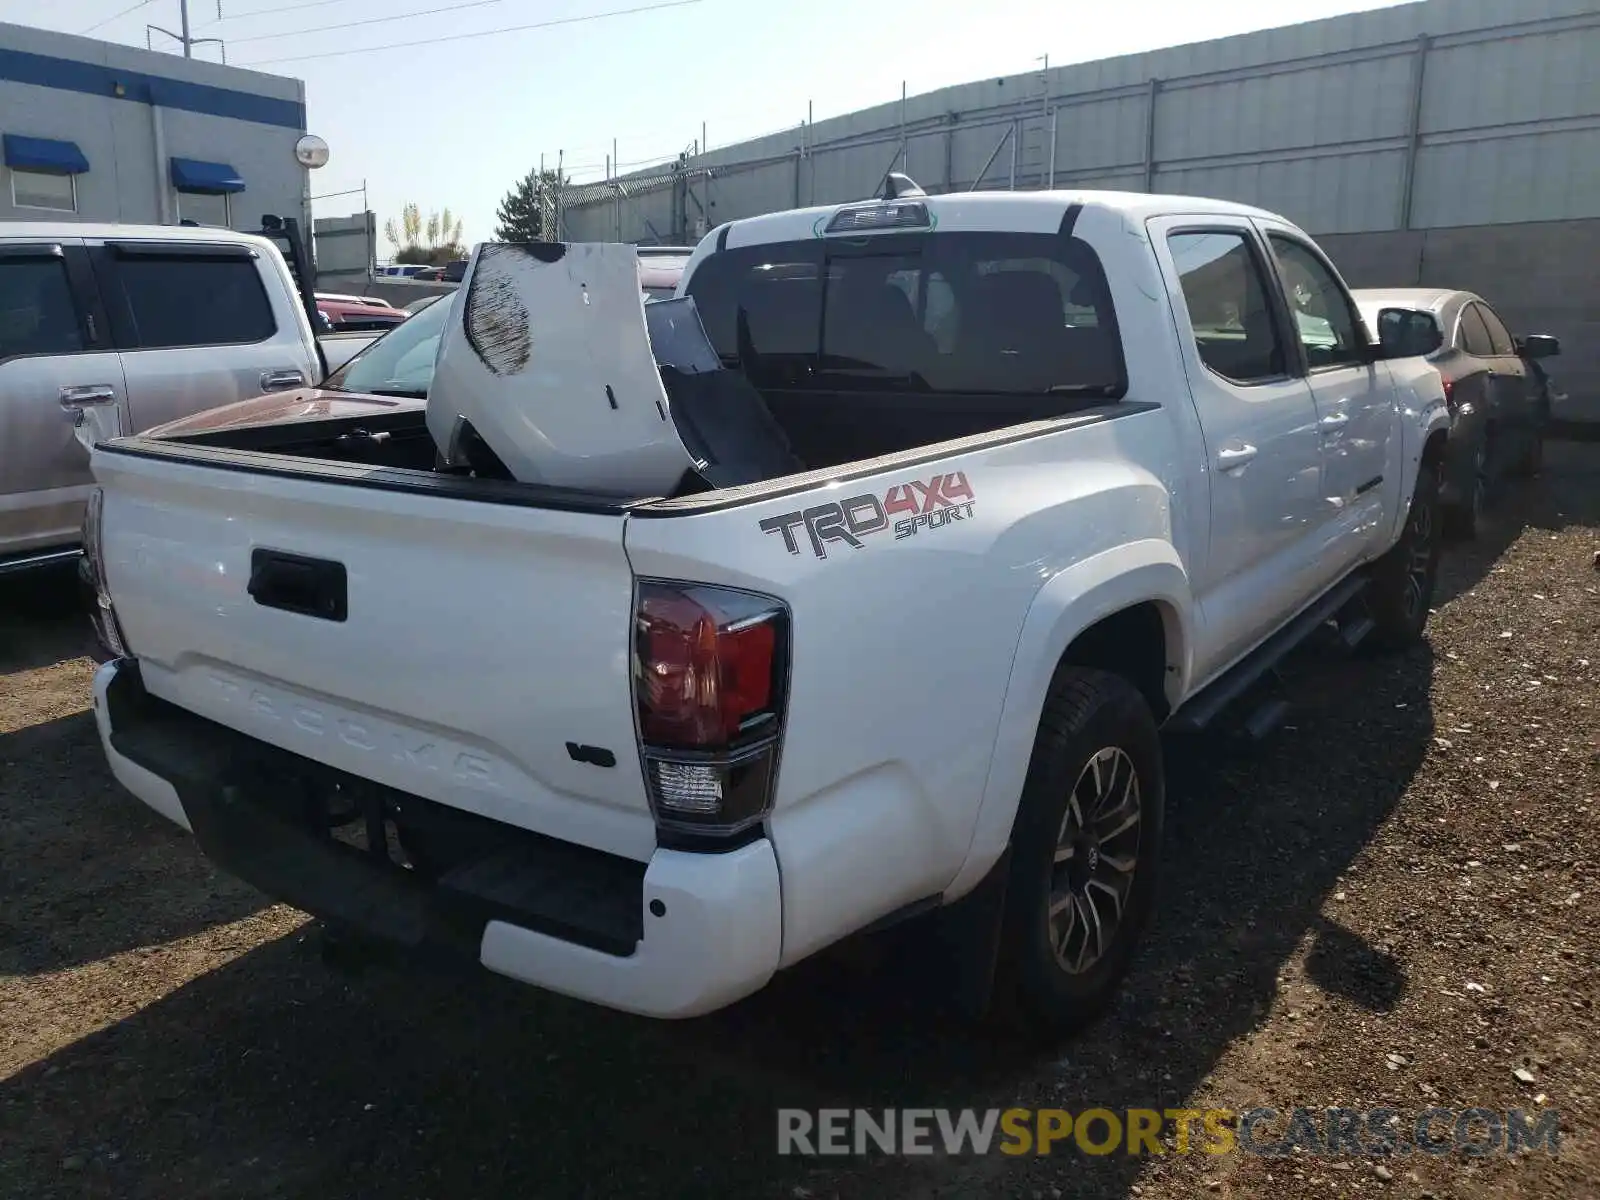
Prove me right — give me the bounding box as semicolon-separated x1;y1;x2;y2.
92;446;655;862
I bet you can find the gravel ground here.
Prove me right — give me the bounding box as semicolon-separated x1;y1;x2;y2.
1;444;1597;1200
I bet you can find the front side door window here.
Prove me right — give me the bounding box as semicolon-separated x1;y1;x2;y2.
1266;235;1366;372
1262;228;1391;575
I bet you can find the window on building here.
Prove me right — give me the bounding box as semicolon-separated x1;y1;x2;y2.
112;255;275;349
10;169;77;213
175;190;231;228
1167;230;1286;385
0;257;85;360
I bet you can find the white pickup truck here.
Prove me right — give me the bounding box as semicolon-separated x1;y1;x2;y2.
83;185;1449;1032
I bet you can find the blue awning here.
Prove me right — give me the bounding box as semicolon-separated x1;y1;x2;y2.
3;134;89;174
169;157;245;194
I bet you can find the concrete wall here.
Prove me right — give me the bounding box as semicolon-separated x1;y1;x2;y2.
1322;218;1600;422
0;21;305;231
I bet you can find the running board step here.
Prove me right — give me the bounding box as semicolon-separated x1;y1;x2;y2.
1165;573;1370;734
1338;615;1376;653
1242;697;1290;741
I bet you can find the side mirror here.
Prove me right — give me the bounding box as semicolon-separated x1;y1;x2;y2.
1374;307;1442;359
1516;333;1560;359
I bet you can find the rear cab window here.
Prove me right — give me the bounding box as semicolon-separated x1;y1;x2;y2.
682;230;1126;399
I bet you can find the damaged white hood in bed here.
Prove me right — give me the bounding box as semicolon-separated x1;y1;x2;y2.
426;241;698;494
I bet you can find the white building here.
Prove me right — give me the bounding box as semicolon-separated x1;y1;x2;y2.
0;21;308;231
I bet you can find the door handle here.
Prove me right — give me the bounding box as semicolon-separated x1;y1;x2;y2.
1216;443;1258;471
248;548;348;622
260;369;306;392
1318;412;1350;434
59;384;117;411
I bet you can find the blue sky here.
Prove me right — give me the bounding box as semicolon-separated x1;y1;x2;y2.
9;0;1405;253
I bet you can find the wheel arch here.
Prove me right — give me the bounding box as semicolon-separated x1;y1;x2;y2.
942;540;1192;902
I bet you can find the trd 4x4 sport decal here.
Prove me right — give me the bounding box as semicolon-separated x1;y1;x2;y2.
759;471;976;559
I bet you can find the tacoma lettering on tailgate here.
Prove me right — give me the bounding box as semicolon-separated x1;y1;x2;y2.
203;670;501;788
758;471;976;559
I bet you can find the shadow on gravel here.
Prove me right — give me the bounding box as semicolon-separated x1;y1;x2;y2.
0;641;1438;1200
0;711;268;977
1303;917;1406;1013
0;562;91;675
1433;440;1600;609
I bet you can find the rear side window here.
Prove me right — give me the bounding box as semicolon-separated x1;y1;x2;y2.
0;256;84;361
1456;304;1494;357
683;232;1124;397
111;256;276;350
1166;230;1285;384
1476;303;1516;356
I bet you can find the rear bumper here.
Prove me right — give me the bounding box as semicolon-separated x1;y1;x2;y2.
91;658;783;1018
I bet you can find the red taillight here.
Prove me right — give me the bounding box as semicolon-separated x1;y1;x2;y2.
637;588;778;747
1441;376;1456;412
634;582;788;838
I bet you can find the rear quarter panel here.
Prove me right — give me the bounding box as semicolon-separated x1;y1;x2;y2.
624;407;1189;966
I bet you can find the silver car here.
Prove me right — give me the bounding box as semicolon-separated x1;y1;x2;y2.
0;222;322;573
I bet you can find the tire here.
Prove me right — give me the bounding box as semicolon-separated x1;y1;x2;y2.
1508;430;1544;480
1444;437;1486;541
1367;458;1442;653
995;668;1164;1036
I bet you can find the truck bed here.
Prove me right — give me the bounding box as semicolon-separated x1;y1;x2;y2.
147;383;1111;490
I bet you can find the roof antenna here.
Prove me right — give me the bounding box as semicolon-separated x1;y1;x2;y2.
879;172;926;200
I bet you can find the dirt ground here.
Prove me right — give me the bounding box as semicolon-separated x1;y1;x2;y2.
2;445;1597;1200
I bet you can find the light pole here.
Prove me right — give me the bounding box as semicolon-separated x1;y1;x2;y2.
147;0;226;60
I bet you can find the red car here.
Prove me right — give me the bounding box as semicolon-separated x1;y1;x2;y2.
638;246;692;301
315;293;408;334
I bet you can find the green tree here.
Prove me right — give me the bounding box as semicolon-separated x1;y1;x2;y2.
384;202;465;265
494;168;565;242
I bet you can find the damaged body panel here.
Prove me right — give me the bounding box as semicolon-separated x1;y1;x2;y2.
427;242;698;495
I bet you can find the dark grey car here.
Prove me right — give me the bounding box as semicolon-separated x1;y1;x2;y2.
1354;288;1560;539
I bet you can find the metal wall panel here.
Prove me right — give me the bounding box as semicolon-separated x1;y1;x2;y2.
1157;148;1409;233
1053;94;1149;177
1155;52;1412;165
1421;21;1600;133
1412;126;1600;227
560;0;1600;238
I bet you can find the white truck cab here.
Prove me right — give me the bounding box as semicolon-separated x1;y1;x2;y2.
82;184;1449;1032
